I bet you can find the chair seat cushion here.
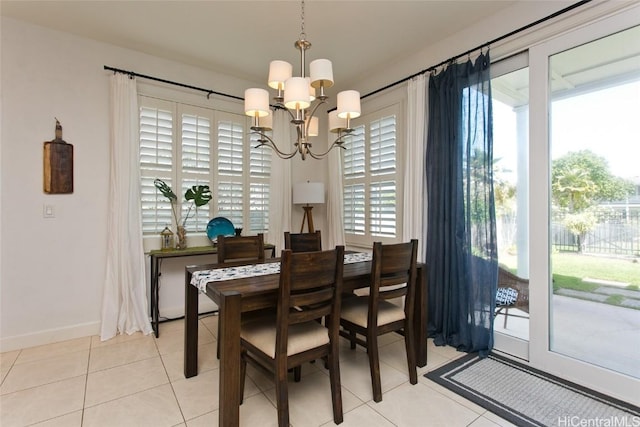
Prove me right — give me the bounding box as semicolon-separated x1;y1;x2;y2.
496;287;518;306
340;296;405;328
241;317;329;359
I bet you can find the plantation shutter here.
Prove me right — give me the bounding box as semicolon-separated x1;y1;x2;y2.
138;97;270;246
139;103;174;234
217;117;244;228
369;115;397;238
343;125;366;234
181;110;211;232
249;133;271;232
341;105;401;246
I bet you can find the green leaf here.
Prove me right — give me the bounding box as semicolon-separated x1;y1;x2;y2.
184;185;212;207
154;179;178;203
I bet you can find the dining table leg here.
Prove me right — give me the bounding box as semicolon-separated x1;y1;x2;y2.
184;270;199;378
218;290;242;426
151;255;160;338
415;266;428;367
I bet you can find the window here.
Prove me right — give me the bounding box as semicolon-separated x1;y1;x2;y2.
139;96;270;240
342;104;401;246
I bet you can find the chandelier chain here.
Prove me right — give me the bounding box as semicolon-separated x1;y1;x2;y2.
300;0;306;40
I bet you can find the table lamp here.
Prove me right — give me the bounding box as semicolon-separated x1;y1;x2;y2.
293;181;325;233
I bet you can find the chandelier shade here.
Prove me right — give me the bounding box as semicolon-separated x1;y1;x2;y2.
244;88;270;117
310;59;334;89
283;77;312;110
268;60;293;90
329;111;348;134
337;90;361;120
244;0;360;160
306;116;319;137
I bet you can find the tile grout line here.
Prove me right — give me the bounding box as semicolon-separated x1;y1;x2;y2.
155;332;189;425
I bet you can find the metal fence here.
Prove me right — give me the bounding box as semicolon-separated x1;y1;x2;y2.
551;208;640;256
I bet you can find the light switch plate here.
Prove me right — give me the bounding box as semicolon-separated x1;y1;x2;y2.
43;204;55;218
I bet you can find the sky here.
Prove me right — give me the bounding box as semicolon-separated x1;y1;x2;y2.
551;80;640;180
493;79;640;183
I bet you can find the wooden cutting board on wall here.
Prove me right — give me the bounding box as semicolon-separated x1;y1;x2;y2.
43;119;73;194
43;141;73;194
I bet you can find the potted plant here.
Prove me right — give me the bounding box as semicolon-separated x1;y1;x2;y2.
153;178;212;249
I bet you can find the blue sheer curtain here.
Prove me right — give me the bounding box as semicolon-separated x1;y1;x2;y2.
425;52;497;355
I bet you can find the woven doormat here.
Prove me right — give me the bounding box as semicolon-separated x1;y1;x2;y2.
425;352;639;427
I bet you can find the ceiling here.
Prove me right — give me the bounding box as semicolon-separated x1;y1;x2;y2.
5;1;635;104
1;0;526;92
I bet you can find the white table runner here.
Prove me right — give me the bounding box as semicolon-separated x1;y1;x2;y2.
190;252;372;293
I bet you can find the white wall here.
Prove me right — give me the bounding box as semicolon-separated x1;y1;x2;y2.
0;17;304;351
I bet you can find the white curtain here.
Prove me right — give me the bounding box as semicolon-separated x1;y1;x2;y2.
403;74;428;262
325;138;345;250
101;73;152;341
266;109;292;254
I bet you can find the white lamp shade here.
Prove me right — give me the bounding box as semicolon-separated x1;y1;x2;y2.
293;182;325;205
329;110;348;133
309;85;316;102
244;88;270;117
284;77;311;110
259;110;273;130
268;60;292;90
337;90;361;119
310;59;334;89
306;116;319;137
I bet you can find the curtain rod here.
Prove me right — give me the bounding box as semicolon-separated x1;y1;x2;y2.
361;0;591;100
103;65;244;101
105;0;590;104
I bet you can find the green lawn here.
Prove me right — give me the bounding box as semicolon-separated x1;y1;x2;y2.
552;253;640;289
499;252;640;290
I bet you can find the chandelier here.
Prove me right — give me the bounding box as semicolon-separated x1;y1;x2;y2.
243;0;361;160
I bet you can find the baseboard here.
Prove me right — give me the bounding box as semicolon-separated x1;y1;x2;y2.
1;299;219;352
0;320;101;353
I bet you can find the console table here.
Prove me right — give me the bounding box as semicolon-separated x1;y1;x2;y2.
148;244;275;337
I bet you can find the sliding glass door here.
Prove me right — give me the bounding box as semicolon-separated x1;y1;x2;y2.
491;53;530;360
529;11;639;404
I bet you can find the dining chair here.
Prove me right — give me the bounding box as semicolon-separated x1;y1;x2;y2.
215;233;266;358
339;239;418;402
284;230;322;252
239;246;345;427
216;233;265;263
495;267;530;328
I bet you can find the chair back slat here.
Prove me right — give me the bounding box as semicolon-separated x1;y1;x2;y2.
369;240;418;320
378;286;407;301
288;250;338;290
289;288;334;308
284;231;322;253
217;233;265;263
288;304;332;325
276;247;344;352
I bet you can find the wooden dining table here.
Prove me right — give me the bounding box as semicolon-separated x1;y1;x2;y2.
183;256;428;426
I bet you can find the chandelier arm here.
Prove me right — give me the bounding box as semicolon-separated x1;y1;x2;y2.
305;135;348;160
281;105;299;123
304;98;327;134
250;131;299;159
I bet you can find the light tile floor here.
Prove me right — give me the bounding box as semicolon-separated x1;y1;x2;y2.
0;315;516;427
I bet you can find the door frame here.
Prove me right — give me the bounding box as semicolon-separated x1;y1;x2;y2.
528;7;640;404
